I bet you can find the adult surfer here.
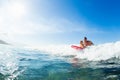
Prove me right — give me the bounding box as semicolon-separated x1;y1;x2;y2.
83;37;93;47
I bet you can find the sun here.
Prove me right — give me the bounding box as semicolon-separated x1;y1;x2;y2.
7;1;26;18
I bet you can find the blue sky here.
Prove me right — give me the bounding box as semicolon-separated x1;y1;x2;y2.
0;0;120;46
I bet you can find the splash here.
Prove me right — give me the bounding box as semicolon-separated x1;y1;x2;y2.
0;44;19;80
30;41;120;61
76;41;120;61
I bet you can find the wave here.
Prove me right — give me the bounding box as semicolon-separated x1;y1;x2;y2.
0;40;120;79
76;41;120;61
32;41;120;61
0;44;19;80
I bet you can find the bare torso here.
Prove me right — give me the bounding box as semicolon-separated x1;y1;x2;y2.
84;40;93;47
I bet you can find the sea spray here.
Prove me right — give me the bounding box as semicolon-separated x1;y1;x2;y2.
0;41;119;80
76;41;120;61
27;41;120;61
0;44;19;80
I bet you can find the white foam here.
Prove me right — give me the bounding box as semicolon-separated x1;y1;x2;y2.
29;44;80;56
30;41;120;61
76;41;120;61
0;44;18;79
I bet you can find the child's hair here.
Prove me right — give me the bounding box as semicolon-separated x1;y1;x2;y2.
80;41;83;43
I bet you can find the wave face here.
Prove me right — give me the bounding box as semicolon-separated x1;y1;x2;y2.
0;41;120;80
36;41;120;61
76;41;120;61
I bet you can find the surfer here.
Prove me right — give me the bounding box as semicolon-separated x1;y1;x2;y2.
71;37;93;50
84;37;93;47
80;41;85;49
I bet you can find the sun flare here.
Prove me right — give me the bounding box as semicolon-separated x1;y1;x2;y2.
7;1;26;18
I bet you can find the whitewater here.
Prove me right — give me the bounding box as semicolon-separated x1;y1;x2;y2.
0;41;120;80
35;41;120;61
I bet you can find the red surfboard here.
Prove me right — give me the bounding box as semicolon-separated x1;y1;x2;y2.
71;45;83;50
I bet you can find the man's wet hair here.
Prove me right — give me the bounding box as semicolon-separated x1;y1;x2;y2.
84;37;87;40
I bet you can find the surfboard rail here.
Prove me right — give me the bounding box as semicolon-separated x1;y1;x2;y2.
71;45;83;50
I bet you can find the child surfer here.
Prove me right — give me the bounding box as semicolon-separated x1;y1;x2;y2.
80;41;85;49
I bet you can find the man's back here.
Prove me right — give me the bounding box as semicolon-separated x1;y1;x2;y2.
84;37;93;47
86;40;93;46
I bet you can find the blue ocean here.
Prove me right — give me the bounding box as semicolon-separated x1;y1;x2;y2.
0;42;120;80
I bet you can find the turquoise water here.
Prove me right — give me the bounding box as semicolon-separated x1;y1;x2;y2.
0;44;120;80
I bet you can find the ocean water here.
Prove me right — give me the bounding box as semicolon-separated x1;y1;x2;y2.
0;41;120;80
